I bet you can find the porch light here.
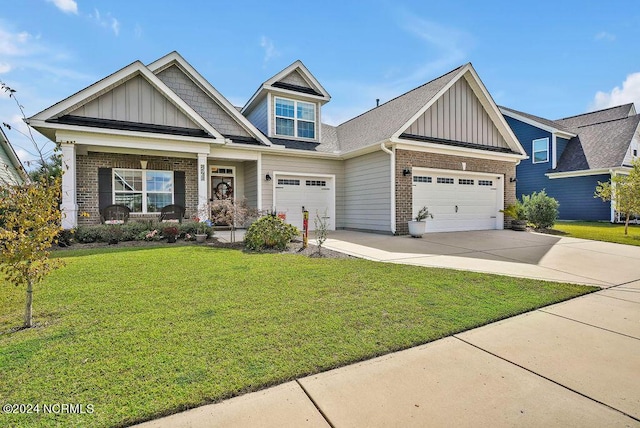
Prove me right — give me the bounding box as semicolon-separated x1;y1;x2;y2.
402;168;411;176
140;160;147;169
265;174;272;181
510;177;517;183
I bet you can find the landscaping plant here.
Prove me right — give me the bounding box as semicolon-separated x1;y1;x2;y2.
595;158;640;235
244;215;299;250
314;209;329;255
0;177;63;328
522;190;559;229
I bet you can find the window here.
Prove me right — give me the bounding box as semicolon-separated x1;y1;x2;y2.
306;180;326;186
478;180;493;186
275;97;316;139
458;179;474;185
532;138;549;163
113;169;173;213
413;176;432;183
277;179;300;185
437;177;454;184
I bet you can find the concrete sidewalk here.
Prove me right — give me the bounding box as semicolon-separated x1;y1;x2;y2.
321;230;640;287
136;281;640;427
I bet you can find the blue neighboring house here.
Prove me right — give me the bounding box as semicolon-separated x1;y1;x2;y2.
500;104;640;222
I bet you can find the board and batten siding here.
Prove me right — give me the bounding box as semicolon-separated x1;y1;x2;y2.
407;77;509;149
70;75;198;129
260;154;344;227
157;65;250;137
243;161;258;209
245;96;268;135
343;150;392;232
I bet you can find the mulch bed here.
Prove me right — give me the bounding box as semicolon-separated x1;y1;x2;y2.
52;238;355;259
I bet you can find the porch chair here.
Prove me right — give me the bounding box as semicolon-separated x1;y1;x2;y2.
159;204;186;223
100;204;131;224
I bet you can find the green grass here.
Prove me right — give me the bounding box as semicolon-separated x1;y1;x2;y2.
1;246;595;427
553;221;640;246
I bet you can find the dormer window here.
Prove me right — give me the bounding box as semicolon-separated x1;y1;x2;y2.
275;97;316;139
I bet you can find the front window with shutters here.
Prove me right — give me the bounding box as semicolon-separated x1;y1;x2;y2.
275;97;316;139
113;169;173;213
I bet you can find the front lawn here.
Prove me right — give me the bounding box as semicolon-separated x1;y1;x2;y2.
1;246;595;427
553;221;640;246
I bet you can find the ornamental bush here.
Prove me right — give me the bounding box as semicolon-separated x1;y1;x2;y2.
244;215;299;251
522;190;559;229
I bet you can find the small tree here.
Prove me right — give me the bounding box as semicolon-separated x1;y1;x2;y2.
0;177;63;328
210;198;258;243
595;158;640;235
313;209;329;256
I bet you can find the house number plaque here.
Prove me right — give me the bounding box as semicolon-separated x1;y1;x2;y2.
200;164;205;181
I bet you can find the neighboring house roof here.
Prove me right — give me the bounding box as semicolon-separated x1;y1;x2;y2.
499;105;574;134
555;115;640;172
502;102;640;174
555;103;635;129
0;127;28;184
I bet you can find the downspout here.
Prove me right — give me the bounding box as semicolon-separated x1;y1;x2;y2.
380;142;396;234
609;168;616;223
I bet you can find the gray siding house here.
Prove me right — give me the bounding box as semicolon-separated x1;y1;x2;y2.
0;128;27;185
28;52;526;233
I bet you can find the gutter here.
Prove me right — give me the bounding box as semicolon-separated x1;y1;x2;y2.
380;142;396;234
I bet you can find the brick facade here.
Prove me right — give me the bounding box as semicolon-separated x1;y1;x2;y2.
76;152;197;225
395;149;516;235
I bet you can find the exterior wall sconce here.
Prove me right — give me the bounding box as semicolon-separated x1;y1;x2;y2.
402;168;411;176
140;160;148;169
265;174;272;181
510;177;517;183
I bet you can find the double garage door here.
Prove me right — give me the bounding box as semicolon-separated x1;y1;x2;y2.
274;174;334;231
412;169;503;233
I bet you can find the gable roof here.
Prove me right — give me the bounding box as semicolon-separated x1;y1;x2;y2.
337;63;525;156
555;103;635;129
242;60;330;115
147;51;272;147
28;60;225;142
0;127;28;183
554;115;640;172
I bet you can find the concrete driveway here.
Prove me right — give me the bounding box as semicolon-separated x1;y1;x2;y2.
322;229;640;287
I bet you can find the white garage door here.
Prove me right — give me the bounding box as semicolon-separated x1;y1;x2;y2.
412;170;502;233
274;175;334;231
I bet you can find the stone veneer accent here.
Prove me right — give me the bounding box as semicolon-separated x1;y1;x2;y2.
76;152;197;225
395;149;516;235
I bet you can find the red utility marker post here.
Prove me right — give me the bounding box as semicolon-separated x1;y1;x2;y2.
302;208;309;249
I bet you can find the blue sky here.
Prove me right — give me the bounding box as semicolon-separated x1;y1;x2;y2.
1;0;639;164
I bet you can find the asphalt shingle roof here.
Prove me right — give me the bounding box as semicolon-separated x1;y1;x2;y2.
499;105;573;134
554;115;640;172
336;65;465;152
555;103;635;129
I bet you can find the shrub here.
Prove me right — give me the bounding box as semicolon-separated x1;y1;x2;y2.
75;225;104;243
501;201;527;221
56;229;75;247
178;221;214;238
245;215;299;251
522;190;559;229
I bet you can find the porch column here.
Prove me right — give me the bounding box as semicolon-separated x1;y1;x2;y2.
60;142;77;229
197;153;209;221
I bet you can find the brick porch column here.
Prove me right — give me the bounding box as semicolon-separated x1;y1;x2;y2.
60;142;77;229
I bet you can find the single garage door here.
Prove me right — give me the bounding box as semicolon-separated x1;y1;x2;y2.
412;170;502;233
274;174;334;231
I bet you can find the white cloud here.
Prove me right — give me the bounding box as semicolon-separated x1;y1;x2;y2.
0;63;11;74
595;31;615;42
260;36;280;65
89;9;121;36
47;0;78;15
591;72;640;112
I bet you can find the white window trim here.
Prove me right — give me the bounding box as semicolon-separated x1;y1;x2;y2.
113;168;174;214
274;96;316;140
532;137;550;164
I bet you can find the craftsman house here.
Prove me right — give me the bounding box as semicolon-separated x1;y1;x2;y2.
28;52;526;233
